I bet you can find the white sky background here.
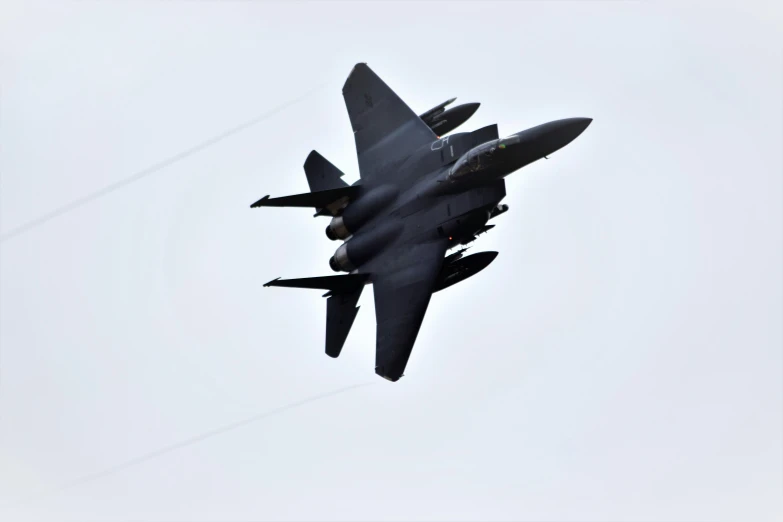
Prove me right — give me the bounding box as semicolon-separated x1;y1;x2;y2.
0;1;781;521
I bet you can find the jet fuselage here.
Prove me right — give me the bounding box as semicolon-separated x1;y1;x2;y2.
328;117;592;274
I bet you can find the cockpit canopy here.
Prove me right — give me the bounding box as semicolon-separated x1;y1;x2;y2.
448;133;522;181
449;139;498;180
497;133;520;148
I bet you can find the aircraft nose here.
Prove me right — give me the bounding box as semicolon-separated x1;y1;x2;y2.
508;117;592;162
565;116;592;134
536;117;592;149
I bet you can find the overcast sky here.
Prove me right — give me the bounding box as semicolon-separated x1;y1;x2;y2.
1;1;782;521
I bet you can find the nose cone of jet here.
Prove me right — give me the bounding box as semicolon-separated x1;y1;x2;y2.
498;117;592;173
557;116;592;140
523;117;592;153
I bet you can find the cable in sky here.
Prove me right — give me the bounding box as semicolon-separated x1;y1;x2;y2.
2;381;374;509
0;83;327;243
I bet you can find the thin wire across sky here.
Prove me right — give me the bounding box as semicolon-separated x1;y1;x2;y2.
0;83;327;243
1;382;373;510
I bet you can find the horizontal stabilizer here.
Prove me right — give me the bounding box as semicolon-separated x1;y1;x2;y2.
251;186;360;215
264;273;369;294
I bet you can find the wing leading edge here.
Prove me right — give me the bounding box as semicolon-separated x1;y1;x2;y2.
343;63;437;183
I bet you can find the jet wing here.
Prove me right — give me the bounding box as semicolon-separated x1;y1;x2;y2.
372;239;449;381
343;63;437;183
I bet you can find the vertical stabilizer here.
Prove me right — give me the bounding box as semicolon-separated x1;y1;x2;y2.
264;273;368;358
326;285;364;358
304;150;349;192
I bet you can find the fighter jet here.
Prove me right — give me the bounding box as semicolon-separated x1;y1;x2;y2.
252;63;591;382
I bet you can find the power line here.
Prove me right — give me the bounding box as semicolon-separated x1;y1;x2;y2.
3;381;373;509
0;83;326;243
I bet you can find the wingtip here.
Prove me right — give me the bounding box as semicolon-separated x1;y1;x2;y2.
263;277;282;287
376;366;402;382
250;195;270;208
343;62;370;93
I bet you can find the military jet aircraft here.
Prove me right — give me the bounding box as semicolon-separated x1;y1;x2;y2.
252;63;591;382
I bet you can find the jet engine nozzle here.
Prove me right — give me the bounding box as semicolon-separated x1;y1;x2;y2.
326;215;350;240
330;243;352;272
325;185;398;241
329;222;403;272
329;254;342;272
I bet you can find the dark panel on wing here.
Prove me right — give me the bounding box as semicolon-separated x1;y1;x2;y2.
372;240;448;381
342;63;437;182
